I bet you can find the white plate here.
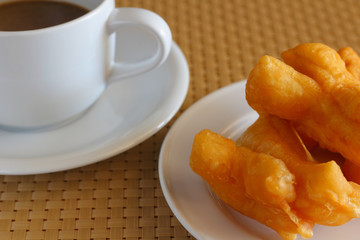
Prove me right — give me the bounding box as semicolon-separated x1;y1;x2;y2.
159;80;360;240
0;42;189;175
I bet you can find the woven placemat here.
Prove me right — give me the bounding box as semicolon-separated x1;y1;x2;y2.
1;0;360;239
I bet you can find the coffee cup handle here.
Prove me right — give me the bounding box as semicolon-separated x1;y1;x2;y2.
106;8;172;85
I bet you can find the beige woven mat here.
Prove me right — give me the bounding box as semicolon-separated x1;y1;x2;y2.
1;0;360;239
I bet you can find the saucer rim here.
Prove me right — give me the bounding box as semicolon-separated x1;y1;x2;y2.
0;41;189;175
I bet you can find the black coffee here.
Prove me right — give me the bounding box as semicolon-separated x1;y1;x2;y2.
0;0;89;31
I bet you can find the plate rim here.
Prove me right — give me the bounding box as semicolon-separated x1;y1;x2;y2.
159;80;249;240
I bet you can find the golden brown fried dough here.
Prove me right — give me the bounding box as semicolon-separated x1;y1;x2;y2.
237;115;360;226
282;43;360;123
246;55;321;120
190;43;360;240
246;47;360;166
190;129;313;240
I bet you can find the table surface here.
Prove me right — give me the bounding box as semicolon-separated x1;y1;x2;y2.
2;0;360;239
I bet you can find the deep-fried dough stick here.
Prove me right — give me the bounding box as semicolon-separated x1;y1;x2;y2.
190;129;313;240
337;47;360;183
246;53;360;165
282;43;360;123
245;54;321;121
237;115;360;226
294;46;360;152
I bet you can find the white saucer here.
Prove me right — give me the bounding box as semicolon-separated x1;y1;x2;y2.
159;80;360;240
0;42;189;175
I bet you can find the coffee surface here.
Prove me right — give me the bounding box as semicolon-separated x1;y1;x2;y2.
0;0;89;31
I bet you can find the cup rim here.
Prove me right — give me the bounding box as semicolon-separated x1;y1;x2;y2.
0;0;109;36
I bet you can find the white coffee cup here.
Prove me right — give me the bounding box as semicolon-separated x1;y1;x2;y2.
0;0;172;131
